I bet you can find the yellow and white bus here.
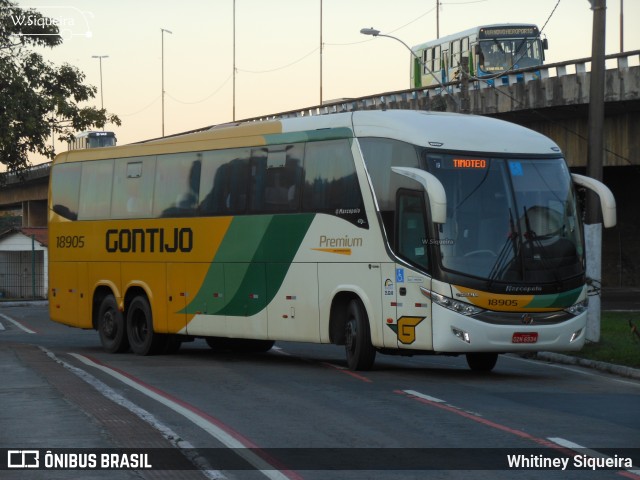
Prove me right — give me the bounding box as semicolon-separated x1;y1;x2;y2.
48;110;615;371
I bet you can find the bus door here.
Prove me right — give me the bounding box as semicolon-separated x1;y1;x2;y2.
394;189;433;351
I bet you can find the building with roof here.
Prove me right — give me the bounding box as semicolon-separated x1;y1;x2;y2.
0;227;48;299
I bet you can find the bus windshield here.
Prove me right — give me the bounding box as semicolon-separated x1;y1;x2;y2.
424;153;584;284
87;136;116;148
479;37;543;72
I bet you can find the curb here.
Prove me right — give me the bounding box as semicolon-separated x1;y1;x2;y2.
535;352;640;381
0;300;48;307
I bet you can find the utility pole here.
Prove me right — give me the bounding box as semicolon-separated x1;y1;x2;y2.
436;0;440;38
320;0;323;105
585;0;606;342
161;28;172;137
619;0;624;52
92;55;108;110
233;0;236;121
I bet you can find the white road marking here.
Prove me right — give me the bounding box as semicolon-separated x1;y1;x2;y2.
0;313;36;334
548;437;640;477
70;353;295;480
402;390;446;403
40;348;223;479
507;354;640;388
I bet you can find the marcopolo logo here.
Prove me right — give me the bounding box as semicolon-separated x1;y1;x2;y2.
2;5;94;41
7;450;39;469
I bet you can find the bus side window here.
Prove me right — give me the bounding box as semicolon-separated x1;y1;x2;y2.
433;45;441;73
111;157;156;219
452;40;461;68
302;139;366;227
199;148;250;216
462;37;470;68
78;159;114;220
51;162;81;220
250;144;303;213
154;152;202;218
396;190;429;271
423;49;431;75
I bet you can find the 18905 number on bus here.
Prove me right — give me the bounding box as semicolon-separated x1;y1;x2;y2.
56;235;85;248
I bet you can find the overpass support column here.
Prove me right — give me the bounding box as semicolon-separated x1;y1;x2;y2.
22;200;48;227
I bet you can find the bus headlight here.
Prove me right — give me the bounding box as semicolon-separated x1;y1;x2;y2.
451;326;471;343
564;298;589;316
420;287;485;316
570;328;584;343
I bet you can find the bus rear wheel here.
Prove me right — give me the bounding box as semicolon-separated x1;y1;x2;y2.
97;294;129;353
344;299;376;371
466;353;498;372
126;295;165;355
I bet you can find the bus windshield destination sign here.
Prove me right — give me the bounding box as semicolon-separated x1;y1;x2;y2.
479;26;539;39
453;159;487;169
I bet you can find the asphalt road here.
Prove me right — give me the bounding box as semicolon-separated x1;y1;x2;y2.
1;304;639;480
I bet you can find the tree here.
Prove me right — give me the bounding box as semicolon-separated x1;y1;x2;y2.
0;0;120;172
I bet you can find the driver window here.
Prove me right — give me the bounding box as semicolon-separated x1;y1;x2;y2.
396;190;429;271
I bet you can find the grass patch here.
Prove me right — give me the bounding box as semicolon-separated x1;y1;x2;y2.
570;311;640;369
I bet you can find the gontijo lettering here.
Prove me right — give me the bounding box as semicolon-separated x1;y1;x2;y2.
106;228;193;253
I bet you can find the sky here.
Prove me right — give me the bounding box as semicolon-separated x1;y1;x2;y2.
7;0;640;164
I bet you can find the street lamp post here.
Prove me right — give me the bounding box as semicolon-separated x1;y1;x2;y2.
91;55;108;110
359;27;458;109
161;28;172;137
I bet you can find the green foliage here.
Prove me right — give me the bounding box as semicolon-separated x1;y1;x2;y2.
0;0;121;172
573;312;640;369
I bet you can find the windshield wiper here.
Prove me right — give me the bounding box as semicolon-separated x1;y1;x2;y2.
488;208;521;285
522;206;559;282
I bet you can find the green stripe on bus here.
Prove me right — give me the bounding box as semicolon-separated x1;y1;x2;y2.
182;214;315;317
525;287;583;309
264;127;353;146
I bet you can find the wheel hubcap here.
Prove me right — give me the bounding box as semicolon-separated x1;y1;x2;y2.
103;311;116;338
345;319;356;353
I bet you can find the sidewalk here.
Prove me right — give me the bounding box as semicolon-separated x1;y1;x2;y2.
0;342;206;479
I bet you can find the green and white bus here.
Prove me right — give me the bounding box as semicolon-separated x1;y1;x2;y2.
48;110;615;372
411;24;548;88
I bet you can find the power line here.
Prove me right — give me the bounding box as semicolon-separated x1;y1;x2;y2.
166;74;233;105
540;0;562;33
120;96;160;117
238;47;319;74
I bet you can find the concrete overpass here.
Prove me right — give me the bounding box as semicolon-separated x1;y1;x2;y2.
251;50;640;169
0;162;49;227
1;50;639;284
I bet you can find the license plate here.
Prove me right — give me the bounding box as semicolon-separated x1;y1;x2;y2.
512;332;538;344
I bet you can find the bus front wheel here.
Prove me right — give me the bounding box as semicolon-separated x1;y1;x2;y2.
97;294;129;353
126;295;164;355
344;299;376;371
466;353;498;372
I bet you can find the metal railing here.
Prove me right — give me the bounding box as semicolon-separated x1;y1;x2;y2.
240;49;640;121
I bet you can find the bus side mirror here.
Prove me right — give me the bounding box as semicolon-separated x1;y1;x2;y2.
542;38;549;50
474;44;480;55
391;167;447;224
571;173;616;228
